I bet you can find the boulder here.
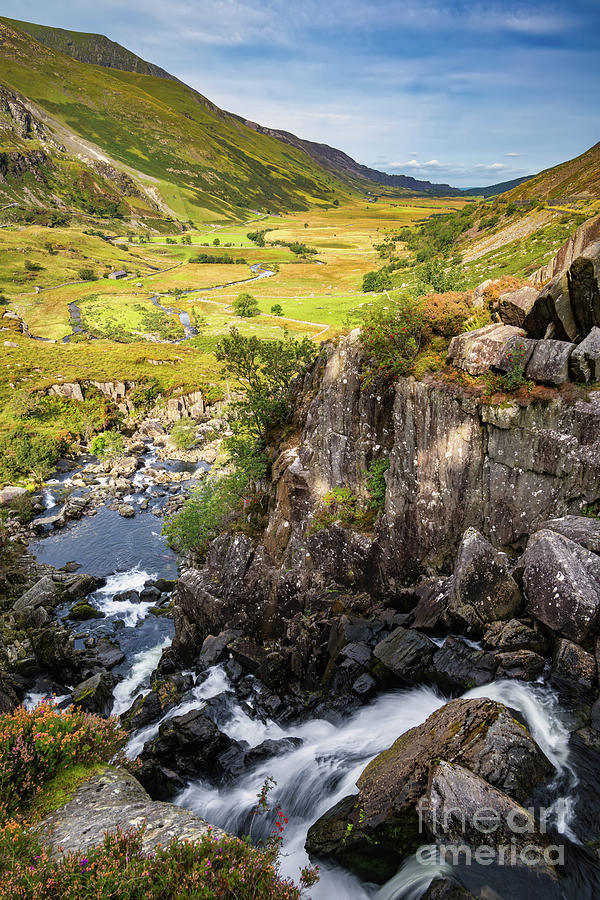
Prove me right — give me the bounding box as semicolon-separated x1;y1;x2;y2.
424;760;554;861
538;515;600;555
411;578;451;632
524;339;576;385
94;639;125;670
552;638;596;687
0;485;29;506
118;503;136;518
72;673;114;716
429;636;498;692
36;766;225;858
372;627;437;685
495;649;546;680
137;708;246;799
447;324;525;376
68;602;103;621
305;697;553;882
482;618;550;655
570;327;600;382
522;530;600;645
198;630;240;668
446;528;521;632
522;272;578;342
121;673;193;730
496;285;539;327
568;242;600;337
495;334;537;374
422;878;476;900
12;575;57;615
110;456;142;478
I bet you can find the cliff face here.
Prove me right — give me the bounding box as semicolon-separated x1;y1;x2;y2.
172;331;600;668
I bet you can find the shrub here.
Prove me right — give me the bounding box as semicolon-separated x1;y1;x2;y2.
78;268;96;281
359;294;427;383
170;421;197;450
421;291;476;338
362;270;392;292
365;458;390;510
310;486;374;533
163;471;247;556
0;702;127;816
90;429;124;458
0;426;68;480
24;260;43;272
271;304;283;316
233;292;259;317
0;825;312;899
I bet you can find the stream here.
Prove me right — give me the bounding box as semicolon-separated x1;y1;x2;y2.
25;447;600;898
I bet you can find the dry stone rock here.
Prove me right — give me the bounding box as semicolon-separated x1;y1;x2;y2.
522;272;578;341
524;339;575;385
447;323;525;375
539;515;600;554
570;326;600;382
36;766;225;858
522;529;600;645
496;285;539;327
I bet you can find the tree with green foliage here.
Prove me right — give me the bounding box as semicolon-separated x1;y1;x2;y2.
78;267;96;281
213;237;220;246
233;292;259;317
270;304;283;316
359;294;427;383
362;270;392;292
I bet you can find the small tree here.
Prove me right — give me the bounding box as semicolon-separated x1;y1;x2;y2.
362;270;392;293
213;237;220;246
79;267;96;281
270;303;283;316
233;292;259;317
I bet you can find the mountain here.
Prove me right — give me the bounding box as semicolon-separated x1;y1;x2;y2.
2;17;179;82
461;175;533;197
0;17;357;222
234;118;463;197
502;141;600;201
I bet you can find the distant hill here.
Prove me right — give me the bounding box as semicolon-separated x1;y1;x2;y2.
502;142;600;201
461;175;533;197
236;119;463;197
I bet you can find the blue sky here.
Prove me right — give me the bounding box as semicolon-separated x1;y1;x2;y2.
3;0;599;186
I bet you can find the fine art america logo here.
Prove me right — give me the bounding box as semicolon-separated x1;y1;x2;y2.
416;797;568;868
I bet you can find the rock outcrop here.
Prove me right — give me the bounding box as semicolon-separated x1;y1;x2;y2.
37;766;225;858
305;697;553;882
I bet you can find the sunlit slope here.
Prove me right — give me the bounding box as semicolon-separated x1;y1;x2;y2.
503;142;600;201
0;18;355;220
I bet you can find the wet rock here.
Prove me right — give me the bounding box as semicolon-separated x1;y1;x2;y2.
139;586;161;602
122;673;193;730
67;601;104;621
36;766;225;858
482;618;550;655
570;327;600;382
93;639;125;670
114;589;140;604
446;528;521;633
522;529;600;645
138;708;246;798
411;578;451;632
552;638;597;687
352;673;376;697
421;877;476;900
305;697;553;882
496;285;539;327
524;339;576;385
72;673;114;716
198;630;240;668
495;649;546;680
447;323;525;375
373;627;436;685
244;737;303;767
539;515;600;555
424;760;554;863
429;636;498;693
118;503;136;518
110;456;142;478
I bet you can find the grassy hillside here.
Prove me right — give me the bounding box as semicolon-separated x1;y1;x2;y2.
0;18;358;222
1;17;177;81
503;142;600;201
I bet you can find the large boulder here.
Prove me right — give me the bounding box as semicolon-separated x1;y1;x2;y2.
372;627;437;685
36;766;225;858
524;339;576;385
496;286;539;327
568;242;600;337
539;515;600;554
495;334;537;374
429;636;498;692
447;324;525;376
522;273;578;342
137;706;246;799
0;485;29;506
522;529;600;645
446;528;521;632
110;456;142;478
552;638;596;687
570;327;600;383
305;697;553;882
72;673;114;716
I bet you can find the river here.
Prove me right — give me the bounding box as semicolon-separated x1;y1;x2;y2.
26;449;600;899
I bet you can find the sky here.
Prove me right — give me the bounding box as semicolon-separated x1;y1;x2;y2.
2;0;599;187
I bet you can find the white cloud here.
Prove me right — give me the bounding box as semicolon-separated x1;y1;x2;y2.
505;152;523;157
